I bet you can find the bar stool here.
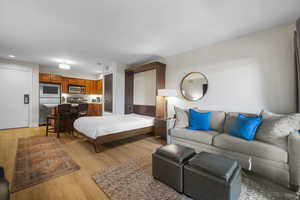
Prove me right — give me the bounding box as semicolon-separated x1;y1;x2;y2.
70;103;88;134
46;104;72;138
77;103;88;118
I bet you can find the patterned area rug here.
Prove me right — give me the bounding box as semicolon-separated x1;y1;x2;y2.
12;136;80;192
92;156;298;200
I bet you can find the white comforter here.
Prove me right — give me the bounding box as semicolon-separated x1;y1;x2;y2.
73;114;155;139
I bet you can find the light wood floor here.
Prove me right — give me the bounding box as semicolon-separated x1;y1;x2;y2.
0;127;165;200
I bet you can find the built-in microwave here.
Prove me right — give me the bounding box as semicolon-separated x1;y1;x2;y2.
40;83;61;98
68;85;86;94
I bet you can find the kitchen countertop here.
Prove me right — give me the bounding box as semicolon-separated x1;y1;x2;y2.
43;104;60;108
43;103;102;108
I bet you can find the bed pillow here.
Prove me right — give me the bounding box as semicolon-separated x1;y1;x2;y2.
229;114;262;141
188;109;212;131
174;106;189;128
255;110;300;149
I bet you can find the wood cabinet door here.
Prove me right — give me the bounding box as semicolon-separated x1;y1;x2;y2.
88;80;96;94
88;104;102;116
88;104;95;116
77;79;85;86
50;74;62;83
96;80;103;94
87;104;94;116
84;80;91;94
39;73;51;82
68;78;85;86
68;78;79;85
61;77;69;93
90;80;96;94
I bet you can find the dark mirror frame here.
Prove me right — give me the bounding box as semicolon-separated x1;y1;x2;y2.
180;72;209;101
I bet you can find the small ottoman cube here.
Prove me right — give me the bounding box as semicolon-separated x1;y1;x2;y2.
184;152;241;200
152;144;195;192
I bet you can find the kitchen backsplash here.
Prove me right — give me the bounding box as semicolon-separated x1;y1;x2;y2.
61;93;102;103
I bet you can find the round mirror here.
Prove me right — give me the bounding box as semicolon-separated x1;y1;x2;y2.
180;72;208;101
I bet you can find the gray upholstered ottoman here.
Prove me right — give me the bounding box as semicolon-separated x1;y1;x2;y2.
184;152;241;200
152;144;195;192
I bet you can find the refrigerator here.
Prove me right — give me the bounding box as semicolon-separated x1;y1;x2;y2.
39;83;61;125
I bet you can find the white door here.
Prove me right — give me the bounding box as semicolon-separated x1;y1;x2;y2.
0;66;31;129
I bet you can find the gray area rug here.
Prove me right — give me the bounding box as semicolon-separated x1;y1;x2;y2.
92;156;298;200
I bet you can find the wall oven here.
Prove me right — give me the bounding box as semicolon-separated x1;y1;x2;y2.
69;85;86;94
40;83;61;98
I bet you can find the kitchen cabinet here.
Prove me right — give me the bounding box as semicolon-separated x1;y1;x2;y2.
39;73;63;83
61;77;69;93
96;80;103;94
39;73;51;82
50;74;63;83
88;104;102;116
91;81;97;94
85;80;103;94
39;73;102;94
68;78;85;86
85;80;93;94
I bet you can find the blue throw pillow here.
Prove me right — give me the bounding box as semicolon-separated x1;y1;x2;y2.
188;109;212;131
229;114;262;141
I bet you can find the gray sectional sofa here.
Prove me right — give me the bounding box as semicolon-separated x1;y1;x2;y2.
168;110;300;191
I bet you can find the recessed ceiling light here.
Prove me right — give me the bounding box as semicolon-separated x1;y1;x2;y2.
8;55;15;58
59;63;71;70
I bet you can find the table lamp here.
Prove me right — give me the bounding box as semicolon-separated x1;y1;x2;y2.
158;89;177;119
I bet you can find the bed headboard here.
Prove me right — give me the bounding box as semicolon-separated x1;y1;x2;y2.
125;62;166;117
133;105;156;116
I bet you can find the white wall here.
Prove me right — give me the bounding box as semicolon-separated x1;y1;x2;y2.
134;69;156;105
0;58;39;127
114;64;126;114
163;23;296;115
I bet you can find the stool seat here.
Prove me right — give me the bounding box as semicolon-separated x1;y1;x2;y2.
46;104;72;138
188;152;238;181
184;152;241;200
156;144;195;163
152;144;195;193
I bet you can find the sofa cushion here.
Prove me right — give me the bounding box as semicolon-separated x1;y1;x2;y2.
224;112;258;133
170;128;219;145
174;106;189;128
195;109;226;132
213;134;288;163
255;110;300;150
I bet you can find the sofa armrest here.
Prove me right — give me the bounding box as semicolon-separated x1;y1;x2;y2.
288;132;300;187
167;118;176;133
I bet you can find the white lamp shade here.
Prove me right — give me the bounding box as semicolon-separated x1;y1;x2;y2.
158;89;177;97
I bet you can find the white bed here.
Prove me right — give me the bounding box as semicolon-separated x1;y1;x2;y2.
74;113;155;139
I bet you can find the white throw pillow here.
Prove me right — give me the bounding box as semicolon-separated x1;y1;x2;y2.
256;110;300;149
174;106;189;128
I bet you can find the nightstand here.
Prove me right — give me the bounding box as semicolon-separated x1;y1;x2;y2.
154;118;176;139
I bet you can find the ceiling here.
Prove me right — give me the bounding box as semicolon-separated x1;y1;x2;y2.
0;0;300;73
